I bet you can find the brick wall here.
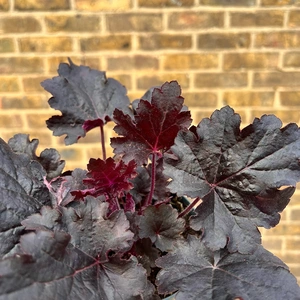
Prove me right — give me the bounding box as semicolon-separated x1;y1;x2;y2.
0;0;300;282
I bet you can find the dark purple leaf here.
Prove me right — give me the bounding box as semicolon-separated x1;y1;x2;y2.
0;138;50;257
0;230;148;300
130;159;170;204
156;235;300;300
8;134;65;179
62;199;134;259
41;59;130;145
23;198;133;260
132;238;160;276
111;81;192;165
139;204;185;252
164;106;300;253
21;206;62;232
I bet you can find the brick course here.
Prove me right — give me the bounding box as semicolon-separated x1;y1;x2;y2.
0;0;300;284
45;15;101;32
168;12;224;30
197;33;251;49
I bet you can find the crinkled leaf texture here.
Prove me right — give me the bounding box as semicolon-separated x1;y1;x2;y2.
164;106;300;254
0;231;147;300
73;157;136;198
156;235;300;300
22;197;134;260
41;58;130;145
0;138;50;257
0;199;149;300
139;204;185;252
71;158;137;213
8;133;65;180
111;81;192;165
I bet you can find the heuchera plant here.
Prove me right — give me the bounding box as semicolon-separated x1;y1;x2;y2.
0;59;300;300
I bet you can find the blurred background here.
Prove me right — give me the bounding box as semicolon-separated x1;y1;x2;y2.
0;0;299;282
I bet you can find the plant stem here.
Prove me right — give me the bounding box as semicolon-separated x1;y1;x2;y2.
100;125;106;160
178;197;201;218
145;152;157;206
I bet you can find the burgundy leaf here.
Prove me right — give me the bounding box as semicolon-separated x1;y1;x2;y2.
111;81;192;165
41;59;130;145
139;204;185;252
164;106;300;253
0;230;148;300
156;235;300;300
72;158;136;212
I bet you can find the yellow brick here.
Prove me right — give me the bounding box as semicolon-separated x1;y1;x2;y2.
1;95;48;109
45;15;100;32
0;0;9;11
0;114;24;128
223;53;279;70
163;54;218;70
15;0;70;10
26;113;54;128
23;76;48;93
19;37;73;52
0;17;41;33
0;38;14;53
80;36;131;51
0;77;20;92
75;0;131;11
0;57;44;74
223;92;274;106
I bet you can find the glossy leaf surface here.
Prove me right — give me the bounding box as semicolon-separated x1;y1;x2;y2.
156;235;300;300
164;106;300;253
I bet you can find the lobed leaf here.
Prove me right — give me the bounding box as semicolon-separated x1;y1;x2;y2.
156;235;300;300
111;81;192;165
139;204;185;252
71;158;136;212
8;134;65;180
0;230;148;300
164;106;300;253
23;198;134;260
0;138;50;257
41;59;130;145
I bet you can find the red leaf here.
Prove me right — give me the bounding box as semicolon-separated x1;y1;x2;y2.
71;158;137;213
111;81;191;165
